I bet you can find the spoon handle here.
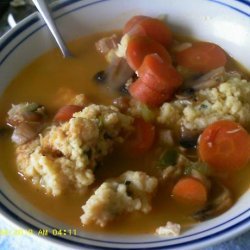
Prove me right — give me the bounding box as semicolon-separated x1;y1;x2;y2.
33;0;72;58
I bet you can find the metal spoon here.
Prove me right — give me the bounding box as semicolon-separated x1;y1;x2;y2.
33;0;72;58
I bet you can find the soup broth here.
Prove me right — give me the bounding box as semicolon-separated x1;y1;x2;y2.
0;32;250;234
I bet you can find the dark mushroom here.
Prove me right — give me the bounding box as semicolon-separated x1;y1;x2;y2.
193;183;233;221
93;57;134;93
179;126;200;148
184;67;226;90
175;88;195;100
93;70;107;84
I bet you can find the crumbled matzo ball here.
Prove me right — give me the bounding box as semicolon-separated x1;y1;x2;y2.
80;171;158;227
16;104;134;196
158;76;250;131
155;221;181;237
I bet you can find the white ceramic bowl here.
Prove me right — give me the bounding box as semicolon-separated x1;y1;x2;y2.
0;0;250;249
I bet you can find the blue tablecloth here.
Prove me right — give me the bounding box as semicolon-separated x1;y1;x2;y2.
1;0;250;249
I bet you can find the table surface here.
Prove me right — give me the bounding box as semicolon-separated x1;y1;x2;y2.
0;0;249;249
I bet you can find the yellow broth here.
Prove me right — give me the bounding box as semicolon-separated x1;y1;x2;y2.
0;32;250;234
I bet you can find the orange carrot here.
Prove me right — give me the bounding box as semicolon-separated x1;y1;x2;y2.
54;105;83;122
198;120;250;172
128;78;168;107
138;53;182;95
126;36;171;71
172;177;207;206
123;15;148;34
176;42;227;73
123;16;173;47
125;117;155;156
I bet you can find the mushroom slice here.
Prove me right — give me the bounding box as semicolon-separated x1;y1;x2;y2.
175;88;195;103
7;103;46;127
11;122;44;145
193;183;233;220
185;67;225;90
7;102;47;145
105;57;134;90
179;126;200;149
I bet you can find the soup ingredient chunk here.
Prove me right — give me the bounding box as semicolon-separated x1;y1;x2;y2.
176;42;227;73
54;105;84;122
80;171;158;227
193;183;232;220
155;221;181;237
158;75;250;132
123;15;173;47
95;34;120;54
198;120;250;172
124;118;155;156
7;102;47;145
126;35;171;71
129;78;168;107
172;177;208;206
15;104;134;196
129;53;182;106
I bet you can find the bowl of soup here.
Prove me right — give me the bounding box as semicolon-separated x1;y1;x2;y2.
0;0;250;249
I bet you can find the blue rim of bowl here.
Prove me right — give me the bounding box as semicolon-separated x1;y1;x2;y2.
1;189;250;249
0;0;249;249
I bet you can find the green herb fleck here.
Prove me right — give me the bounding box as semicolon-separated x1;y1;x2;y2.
158;148;178;169
199;104;208;109
184;162;210;176
140;104;155;122
27;103;41;112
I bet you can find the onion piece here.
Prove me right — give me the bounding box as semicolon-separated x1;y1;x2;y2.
11;122;43;145
95;34;120;54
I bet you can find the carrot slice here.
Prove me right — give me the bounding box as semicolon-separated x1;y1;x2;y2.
128;78;168;107
198;120;250;172
126;36;171;71
123;16;173;47
176;42;227;73
123;15;148;34
54;105;83;122
172;177;207;206
138;53;182;95
125;117;155;156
